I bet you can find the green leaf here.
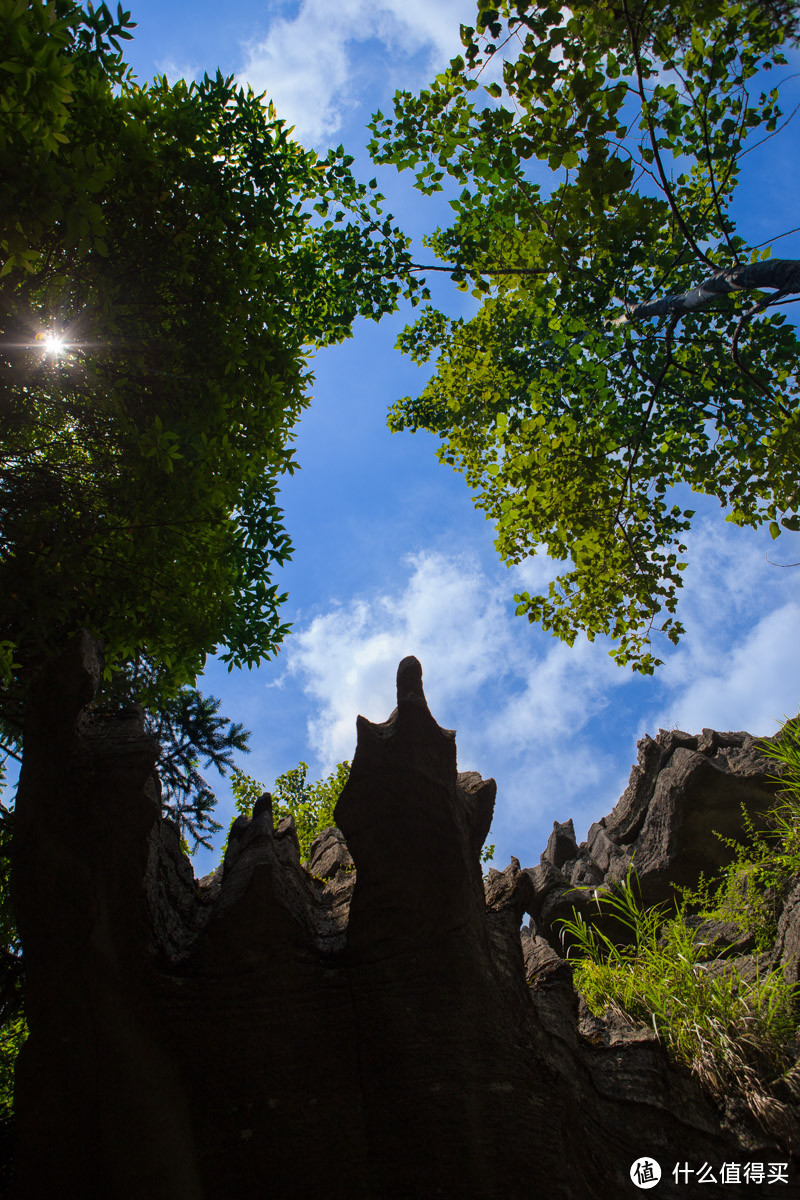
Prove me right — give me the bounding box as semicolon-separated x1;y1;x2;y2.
369;0;800;671
1;4;423;723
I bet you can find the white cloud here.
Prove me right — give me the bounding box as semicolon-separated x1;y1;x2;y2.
653;601;800;737
648;515;800;735
280;513;800;868
237;0;476;144
286;551;514;768
154;58;201;85
510;549;570;597
483;634;627;750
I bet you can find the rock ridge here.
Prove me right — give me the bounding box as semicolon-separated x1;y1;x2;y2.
9;636;799;1198
520;725;786;955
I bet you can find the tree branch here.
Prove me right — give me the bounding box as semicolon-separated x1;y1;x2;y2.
409;262;548;276
618;259;800;322
612;314;680;536
621;0;718;271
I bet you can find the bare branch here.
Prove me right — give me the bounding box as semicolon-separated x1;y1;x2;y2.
751;226;800;250
738;95;800;161
409;262;548;277
765;554;800;567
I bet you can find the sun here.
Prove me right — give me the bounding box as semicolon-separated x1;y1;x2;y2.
36;331;68;357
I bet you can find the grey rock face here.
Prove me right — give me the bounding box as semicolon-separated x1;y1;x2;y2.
541;818;578;870
776;875;800;985
529;727;784;955
11;636;799;1198
306;824;354;879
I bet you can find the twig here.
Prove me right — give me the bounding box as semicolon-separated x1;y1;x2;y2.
621;0;718;270
612;314;680;535
737;97;800;161
750;226;800;251
730;288;789;398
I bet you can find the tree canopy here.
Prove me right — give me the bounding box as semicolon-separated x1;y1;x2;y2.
0;3;430;1139
145;689;251;853
370;0;800;671
228;759;351;863
0;0;424;742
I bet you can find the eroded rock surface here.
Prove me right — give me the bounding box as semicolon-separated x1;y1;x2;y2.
525;726;785;957
11;636;799;1198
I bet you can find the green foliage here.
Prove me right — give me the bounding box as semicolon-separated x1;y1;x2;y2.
559;869;799;1134
0;0;135;274
0;1013;26;1122
370;0;800;671
682;716;800;950
144;689;251;853
0;0;424;731
0;3;423;1139
227;760;351;863
271;760;351;860
559;713;800;1133
762;713;800;808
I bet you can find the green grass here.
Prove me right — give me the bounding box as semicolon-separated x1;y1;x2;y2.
558;714;800;1142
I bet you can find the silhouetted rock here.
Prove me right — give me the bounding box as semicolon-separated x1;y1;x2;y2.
10;636;799;1198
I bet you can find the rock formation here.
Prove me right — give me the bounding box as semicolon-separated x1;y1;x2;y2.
9;634;800;1197
526;727;789;956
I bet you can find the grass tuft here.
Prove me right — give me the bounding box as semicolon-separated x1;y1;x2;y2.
558;714;800;1142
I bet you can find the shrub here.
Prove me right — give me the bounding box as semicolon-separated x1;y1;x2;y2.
558;714;800;1141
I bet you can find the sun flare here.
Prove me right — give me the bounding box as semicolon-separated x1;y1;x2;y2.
36;331;67;357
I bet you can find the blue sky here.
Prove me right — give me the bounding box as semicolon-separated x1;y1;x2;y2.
112;1;800;877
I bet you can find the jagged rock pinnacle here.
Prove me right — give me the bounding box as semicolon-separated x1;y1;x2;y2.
396;655;424;706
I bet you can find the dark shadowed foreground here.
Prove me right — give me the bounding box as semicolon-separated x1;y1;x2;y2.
10;634;800;1197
